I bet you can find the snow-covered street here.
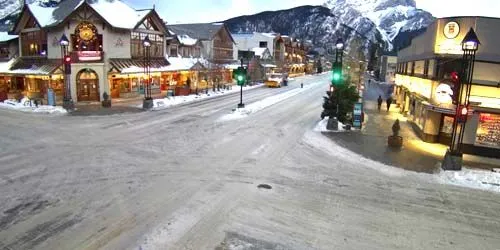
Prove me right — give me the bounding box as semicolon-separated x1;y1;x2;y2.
1;73;500;250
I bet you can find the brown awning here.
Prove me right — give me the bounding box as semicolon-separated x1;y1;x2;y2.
8;58;62;75
109;58;170;73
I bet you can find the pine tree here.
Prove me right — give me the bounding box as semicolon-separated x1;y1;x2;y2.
321;83;359;123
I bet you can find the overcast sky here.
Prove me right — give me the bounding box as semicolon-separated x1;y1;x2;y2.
123;0;500;24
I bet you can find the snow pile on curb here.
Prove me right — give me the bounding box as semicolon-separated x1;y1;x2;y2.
306;124;500;193
435;168;500;193
219;81;322;121
0;98;67;114
313;117;359;132
150;84;263;111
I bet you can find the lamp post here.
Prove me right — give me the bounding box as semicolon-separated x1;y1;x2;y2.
334;38;344;117
142;35;153;109
60;34;74;111
443;28;480;171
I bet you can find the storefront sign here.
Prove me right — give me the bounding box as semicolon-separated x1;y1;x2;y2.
444;21;460;39
353;102;363;128
77;51;102;61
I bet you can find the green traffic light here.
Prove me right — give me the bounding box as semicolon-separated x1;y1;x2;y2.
332;72;341;82
237;75;244;81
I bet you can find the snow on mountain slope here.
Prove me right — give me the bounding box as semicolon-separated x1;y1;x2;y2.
324;0;434;50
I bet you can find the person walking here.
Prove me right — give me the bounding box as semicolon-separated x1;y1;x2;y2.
386;96;393;112
377;95;383;111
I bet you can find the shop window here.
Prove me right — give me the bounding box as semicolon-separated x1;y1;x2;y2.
441;116;454;135
476;113;500;148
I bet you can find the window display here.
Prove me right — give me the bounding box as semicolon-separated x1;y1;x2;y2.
476;113;500;148
441;116;454;135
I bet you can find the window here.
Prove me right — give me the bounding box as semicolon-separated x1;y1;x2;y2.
169;45;178;57
131;32;164;58
194;47;201;58
259;41;267;48
21;30;47;56
476;113;500;148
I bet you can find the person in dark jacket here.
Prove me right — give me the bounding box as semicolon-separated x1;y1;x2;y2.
386;96;393;112
377;95;383;111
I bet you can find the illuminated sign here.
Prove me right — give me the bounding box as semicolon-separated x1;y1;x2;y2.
444;21;460;39
77;51;102;61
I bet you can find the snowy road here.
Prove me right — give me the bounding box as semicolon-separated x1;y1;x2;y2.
1;73;500;250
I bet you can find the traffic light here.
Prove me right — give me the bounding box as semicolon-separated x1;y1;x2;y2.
331;62;342;85
63;55;71;74
458;105;468;123
450;71;460;105
235;66;246;86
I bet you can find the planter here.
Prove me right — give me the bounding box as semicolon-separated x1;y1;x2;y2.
387;135;403;148
101;100;111;108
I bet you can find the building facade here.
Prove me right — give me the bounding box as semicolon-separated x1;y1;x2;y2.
168;23;236;86
380;55;397;84
396;16;500;158
5;0;172;103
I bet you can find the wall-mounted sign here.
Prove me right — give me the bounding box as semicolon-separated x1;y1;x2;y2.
444;21;460;39
77;51;102;61
435;82;454;104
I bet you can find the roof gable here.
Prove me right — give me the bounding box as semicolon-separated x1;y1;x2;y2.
134;10;168;34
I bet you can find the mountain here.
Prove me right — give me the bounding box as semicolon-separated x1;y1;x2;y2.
224;5;386;61
324;0;435;50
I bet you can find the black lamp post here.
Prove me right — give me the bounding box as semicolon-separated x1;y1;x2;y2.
443;28;480;171
142;35;153;109
60;34;74;110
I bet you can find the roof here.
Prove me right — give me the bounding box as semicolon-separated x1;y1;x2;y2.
0;32;18;42
168;23;224;40
24;0;152;30
8;58;61;75
252;47;268;57
164;57;207;71
109;58;170;74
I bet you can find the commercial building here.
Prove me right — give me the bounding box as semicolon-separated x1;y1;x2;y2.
380;54;397;84
396;16;500;158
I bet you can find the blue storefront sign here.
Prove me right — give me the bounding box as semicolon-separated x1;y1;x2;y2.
353;102;363;128
47;88;56;106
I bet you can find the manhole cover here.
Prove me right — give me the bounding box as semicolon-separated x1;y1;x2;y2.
257;184;272;189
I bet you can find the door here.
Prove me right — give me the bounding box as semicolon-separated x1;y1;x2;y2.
77;69;99;102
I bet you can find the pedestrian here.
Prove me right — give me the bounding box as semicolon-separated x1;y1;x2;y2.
377;95;383;111
386;96;393;112
368;79;371;86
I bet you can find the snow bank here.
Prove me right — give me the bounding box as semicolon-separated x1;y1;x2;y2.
305;125;500;193
219;81;322;121
0;98;67;114
313;117;361;132
150;84;263;111
435;168;500;193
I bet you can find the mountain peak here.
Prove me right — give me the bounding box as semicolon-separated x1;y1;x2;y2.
324;0;434;50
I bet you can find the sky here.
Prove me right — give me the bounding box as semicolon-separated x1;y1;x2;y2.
123;0;500;24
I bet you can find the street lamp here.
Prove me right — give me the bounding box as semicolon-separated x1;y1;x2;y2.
335;38;344;50
60;34;74;111
443;28;480;171
142;35;153;109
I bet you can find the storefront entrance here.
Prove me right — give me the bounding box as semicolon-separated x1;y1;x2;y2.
77;69;99;102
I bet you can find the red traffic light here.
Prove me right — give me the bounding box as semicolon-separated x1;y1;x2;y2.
461;106;468;116
64;55;71;64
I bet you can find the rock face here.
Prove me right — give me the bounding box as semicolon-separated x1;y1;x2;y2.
0;0;64;32
324;0;435;50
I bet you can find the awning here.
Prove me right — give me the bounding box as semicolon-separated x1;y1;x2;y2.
109;58;170;74
8;58;62;75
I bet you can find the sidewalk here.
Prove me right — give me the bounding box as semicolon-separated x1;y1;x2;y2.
323;80;497;173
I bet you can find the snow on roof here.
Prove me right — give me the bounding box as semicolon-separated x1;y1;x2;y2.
252;47;267;57
28;4;59;27
261;33;277;38
27;0;150;29
178;34;198;46
89;1;150;29
0;58;15;74
165;57;206;71
0;32;17;42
